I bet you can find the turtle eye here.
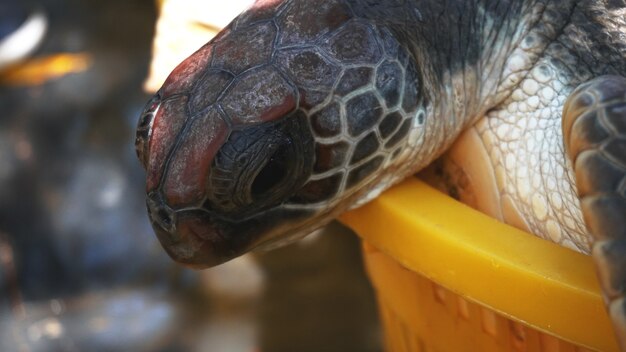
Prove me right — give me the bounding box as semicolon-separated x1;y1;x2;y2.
206;111;315;218
251;142;290;197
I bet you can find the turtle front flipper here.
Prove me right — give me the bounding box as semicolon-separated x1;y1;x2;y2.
563;75;626;348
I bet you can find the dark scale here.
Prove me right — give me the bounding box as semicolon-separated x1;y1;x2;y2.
162;108;229;207
578;151;625;194
570;110;609;147
159;43;214;97
375;60;403;108
379;111;403;139
220;67;296;124
350;132;380;165
145;96;189;192
276;48;341;89
325;21;382;64
605;139;626;168
385;118;412;149
378;27;400;58
606;103;626;131
346;92;383;136
311;102;342;137
336;67;373;96
212;21;277;75
290;173;344;204
188;70;233;114
299;88;329;109
277;0;352;46
401;62;421;113
397;45;411;67
346;156;384;189
314;141;349;173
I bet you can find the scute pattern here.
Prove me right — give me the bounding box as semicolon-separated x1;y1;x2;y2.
276;0;351;46
314;141;349;173
220;66;297;125
351;133;380;164
274;22;427;209
378;111;403;138
336;67;373;96
188;70;233;114
385;119;412;149
325;21;383;64
140;0;429;266
376;60;403;108
311;102;342;137
346;156;384;189
276;48;340;89
346;93;383;136
212;21;277;74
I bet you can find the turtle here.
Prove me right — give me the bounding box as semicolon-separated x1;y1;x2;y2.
135;0;626;347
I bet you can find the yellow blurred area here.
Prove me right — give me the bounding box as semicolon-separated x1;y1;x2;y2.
0;53;92;86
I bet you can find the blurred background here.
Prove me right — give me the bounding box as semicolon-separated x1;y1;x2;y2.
0;0;382;350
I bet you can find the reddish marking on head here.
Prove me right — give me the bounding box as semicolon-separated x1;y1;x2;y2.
146;98;188;192
259;94;297;123
252;0;283;10
177;215;222;243
162;109;229;207
160;42;215;98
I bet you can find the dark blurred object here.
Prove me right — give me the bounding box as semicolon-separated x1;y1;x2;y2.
0;0;196;350
0;0;47;70
256;222;382;352
0;0;172;300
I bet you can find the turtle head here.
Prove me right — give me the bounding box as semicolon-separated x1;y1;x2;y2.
136;0;426;267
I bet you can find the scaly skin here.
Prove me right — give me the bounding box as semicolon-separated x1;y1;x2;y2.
136;0;626;347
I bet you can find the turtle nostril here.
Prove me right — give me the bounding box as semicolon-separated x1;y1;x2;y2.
156;208;173;227
146;193;176;234
135;94;161;169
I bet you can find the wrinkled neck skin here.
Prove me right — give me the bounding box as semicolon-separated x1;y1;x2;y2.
355;0;566;121
337;0;561;202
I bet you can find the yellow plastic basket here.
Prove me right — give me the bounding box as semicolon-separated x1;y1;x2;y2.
340;178;618;352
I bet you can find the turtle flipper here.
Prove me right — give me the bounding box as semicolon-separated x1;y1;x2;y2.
563;75;626;348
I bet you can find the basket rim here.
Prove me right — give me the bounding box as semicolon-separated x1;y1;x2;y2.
340;178;618;351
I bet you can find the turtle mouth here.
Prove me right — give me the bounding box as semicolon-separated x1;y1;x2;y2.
135;94;161;169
